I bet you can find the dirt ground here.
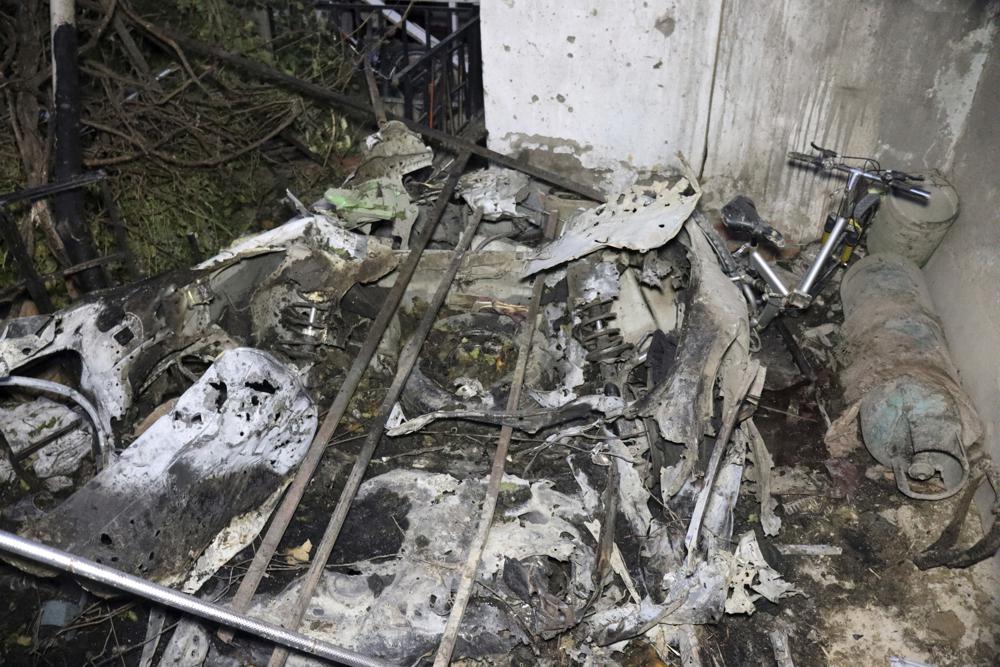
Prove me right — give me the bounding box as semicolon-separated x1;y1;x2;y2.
702;318;1000;667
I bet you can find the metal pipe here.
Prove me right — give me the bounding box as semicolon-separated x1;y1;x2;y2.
0;376;110;470
749;249;789;297
0;530;389;667
266;207;485;667
752;299;783;331
223;151;474;632
794;215;847;300
431;209;558;667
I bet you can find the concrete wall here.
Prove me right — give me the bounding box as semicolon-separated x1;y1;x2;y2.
480;0;722;194
482;1;1000;512
923;35;1000;515
481;0;998;241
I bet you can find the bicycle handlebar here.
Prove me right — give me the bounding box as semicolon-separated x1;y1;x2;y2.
786;150;930;201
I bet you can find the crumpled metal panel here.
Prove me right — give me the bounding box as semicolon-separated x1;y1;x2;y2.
16;348;317;587
457;167;531;220
524;177;700;275
625;219;749;497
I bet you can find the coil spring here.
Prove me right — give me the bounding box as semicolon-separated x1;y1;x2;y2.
573;298;633;363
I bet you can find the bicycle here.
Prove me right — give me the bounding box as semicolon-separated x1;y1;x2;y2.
720;142;931;331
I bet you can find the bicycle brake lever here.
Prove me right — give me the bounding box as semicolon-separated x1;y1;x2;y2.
810;141;838;159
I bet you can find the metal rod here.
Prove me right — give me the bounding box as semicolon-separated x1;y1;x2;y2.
223;150;474;632
0;171;106;208
432;209;557;667
50;0;106;292
267;206;485;667
749;249;789;297
14;417;82;462
0;254;126;303
363;56;387;126
0;426;39;491
794;215;847;299
0;530;389;667
99;180;140;281
682;366;758;570
0;209;54;312
123;16;604;202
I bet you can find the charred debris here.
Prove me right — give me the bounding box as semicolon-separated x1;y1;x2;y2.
1;12;998;667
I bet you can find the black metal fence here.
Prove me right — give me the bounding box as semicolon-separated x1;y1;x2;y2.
314;2;483;133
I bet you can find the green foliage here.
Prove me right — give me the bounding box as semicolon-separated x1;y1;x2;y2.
1;0;369;304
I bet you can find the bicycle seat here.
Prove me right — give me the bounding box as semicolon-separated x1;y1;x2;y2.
721;195;785;248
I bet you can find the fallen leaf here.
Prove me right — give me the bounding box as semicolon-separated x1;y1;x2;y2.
283;539;312;565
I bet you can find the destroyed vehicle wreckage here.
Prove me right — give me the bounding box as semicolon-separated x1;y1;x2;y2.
1;124;996;666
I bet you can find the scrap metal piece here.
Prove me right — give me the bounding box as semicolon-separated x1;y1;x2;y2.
0;377;110;470
626;219;750;497
0;304;153;437
725;531;801;615
524;176;700;275
458;168;531;220
775;544;842;556
432;209;557;666
769;627;796;667
0;397;93;486
351;119;433;183
914;461;1000;569
386;397;617;437
0;216;392;442
684;363;760;569
223;150;474;634
745;418;782;537
13;348;317;588
242;470;581;664
574;454;621;625
324;177;417;234
326;120;432;248
196;215;394;272
0;529;387;667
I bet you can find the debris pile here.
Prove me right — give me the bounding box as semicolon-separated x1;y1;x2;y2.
0;123;995;667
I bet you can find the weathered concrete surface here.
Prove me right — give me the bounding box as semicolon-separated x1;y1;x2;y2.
702;0;998;241
481;1;997;241
480;0;722;194
924;34;1000;527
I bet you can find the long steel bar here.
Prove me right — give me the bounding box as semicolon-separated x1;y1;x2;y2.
0;170;106;207
682;366;759;571
0;530;389;667
121;13;604;202
224;150;473;628
268;206;485;667
432;209;557;666
0;210;54;312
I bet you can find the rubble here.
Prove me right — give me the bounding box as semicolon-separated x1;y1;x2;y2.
1;121;995;666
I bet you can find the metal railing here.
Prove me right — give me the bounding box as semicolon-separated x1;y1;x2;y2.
391;14;482;133
313;2;483;132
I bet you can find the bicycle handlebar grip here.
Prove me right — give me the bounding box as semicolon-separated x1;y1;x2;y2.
891;182;931;200
787;151;817;164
